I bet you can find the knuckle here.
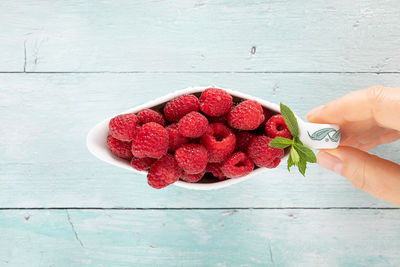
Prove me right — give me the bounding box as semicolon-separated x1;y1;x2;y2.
366;86;387;105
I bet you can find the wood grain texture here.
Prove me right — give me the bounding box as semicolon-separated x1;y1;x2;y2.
0;73;399;208
0;209;399;266
1;0;400;72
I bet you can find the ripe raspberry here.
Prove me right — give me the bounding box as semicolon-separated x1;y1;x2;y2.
221;152;254;178
107;135;133;159
175;144;208;174
200;123;236;163
181;169;205;183
165;123;189;152
131;122;168;159
147;154;180;189
248;135;284;167
227;100;264;130
163;94;199;122
265;158;281;169
235;131;255;152
178;112;208;138
130;156;156;171
137;109;165;126
265;114;292;139
109;113;138;141
199;88;233;117
206;163;226;181
262;108;273;124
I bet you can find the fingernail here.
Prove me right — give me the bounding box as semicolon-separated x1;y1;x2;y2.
317;151;343;174
306;105;324;119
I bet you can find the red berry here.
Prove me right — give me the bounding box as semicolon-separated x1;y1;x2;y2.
181;169;205;183
265;114;292;139
137;109;165;126
107;135;133;159
132;122;168;159
221;152;254;178
265;157;281;169
199;88;233;117
175;144;208;174
165;123;189;152
206;163;227;181
147;154;180;189
235;131;255;152
262;108;273;124
163;94;199;122
178;112;208;138
248;136;284;167
130;156;156;171
227;100;264;130
200;123;236;163
109;113;138;141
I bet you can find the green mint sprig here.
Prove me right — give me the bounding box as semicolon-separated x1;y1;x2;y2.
268;103;316;176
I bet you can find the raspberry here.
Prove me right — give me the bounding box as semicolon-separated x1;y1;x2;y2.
163;94;199;122
206;163;226;181
200;123;236;163
265;114;292;139
199;88;233;117
181;169;205;183
265;157;281;169
227;100;264;130
107;135;133;159
248;136;284;167
109;113;138;141
178;112;208;138
147;154;180;189
165;123;189;152
130;156;156;171
235;131;255;152
221;152;254;178
137;109;165;126
262;108;273;124
175;144;208;174
131;122;168;159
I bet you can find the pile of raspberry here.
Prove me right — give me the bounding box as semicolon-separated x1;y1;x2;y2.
107;88;291;189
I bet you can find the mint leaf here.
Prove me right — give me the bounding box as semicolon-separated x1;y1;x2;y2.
297;158;306;177
280;103;299;137
269;137;293;149
290;147;300;164
294;143;317;163
287;151;294;171
294;136;303;145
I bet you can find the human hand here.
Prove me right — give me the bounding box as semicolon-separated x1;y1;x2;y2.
306;86;400;206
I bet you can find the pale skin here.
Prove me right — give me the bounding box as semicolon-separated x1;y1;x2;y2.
306;86;400;207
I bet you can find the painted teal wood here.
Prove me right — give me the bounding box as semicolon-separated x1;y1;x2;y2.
0;209;398;266
1;0;400;72
0;73;399;208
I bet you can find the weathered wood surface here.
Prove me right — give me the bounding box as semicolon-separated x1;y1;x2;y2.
0;73;399;208
1;0;400;72
0;209;399;267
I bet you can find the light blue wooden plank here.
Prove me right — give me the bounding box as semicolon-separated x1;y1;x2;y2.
1;0;400;72
0;209;398;266
0;73;399;208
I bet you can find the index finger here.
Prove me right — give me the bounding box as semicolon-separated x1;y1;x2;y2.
306;86;400;132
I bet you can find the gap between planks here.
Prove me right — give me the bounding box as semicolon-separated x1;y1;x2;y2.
1;71;400;74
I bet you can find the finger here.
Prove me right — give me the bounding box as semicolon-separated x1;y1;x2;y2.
340;127;387;148
358;130;400;151
317;146;400;207
306;86;400;132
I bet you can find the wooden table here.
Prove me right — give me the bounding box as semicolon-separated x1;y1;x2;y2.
1;1;399;266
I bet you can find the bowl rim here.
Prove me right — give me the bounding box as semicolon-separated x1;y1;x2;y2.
86;86;289;190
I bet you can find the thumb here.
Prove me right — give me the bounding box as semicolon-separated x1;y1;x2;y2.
317;146;400;206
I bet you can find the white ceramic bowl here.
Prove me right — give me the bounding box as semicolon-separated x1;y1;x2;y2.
87;86;340;190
